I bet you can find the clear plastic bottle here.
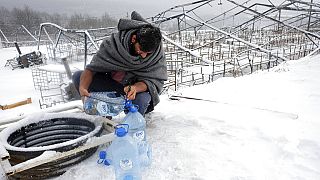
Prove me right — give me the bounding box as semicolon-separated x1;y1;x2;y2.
110;124;141;180
98;141;151;168
123;101;152;168
84;91;125;116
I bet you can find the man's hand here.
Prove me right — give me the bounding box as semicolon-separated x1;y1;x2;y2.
124;81;148;100
124;85;136;100
79;87;90;102
79;69;94;102
79;87;90;97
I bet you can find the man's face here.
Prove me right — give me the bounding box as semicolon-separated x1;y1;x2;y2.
134;42;152;58
132;35;152;59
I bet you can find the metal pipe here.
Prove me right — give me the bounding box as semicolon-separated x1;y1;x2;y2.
185;14;289;61
226;0;320;40
21;25;37;41
288;0;320;8
83;30;99;50
0;101;83;129
162;33;200;58
0;29;10;43
307;0;314;31
84;32;88;68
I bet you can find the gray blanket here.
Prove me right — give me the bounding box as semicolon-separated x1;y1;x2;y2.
86;11;167;111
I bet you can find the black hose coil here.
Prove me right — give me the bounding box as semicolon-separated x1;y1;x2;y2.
0;112;105;180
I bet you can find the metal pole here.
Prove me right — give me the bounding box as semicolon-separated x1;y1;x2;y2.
177;18;182;45
21;25;37;41
61;58;81;100
84;32;88;69
278;9;281;31
37;25;43;51
0;29;10;43
185;14;289;61
226;0;320;40
307;0;314;31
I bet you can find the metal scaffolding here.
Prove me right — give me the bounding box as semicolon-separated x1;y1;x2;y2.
33;23;116;108
149;0;320;90
6;1;320;107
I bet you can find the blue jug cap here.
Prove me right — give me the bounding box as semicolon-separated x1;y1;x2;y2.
115;127;127;137
124;175;133;180
104;159;111;166
125;99;132;108
124;100;139;113
99;150;106;159
129;105;138;113
115;124;129;137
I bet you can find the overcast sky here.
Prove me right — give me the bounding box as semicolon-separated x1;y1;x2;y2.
0;0;195;18
0;0;300;19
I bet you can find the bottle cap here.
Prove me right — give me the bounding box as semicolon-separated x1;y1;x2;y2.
115;124;129;137
125;100;138;112
115;127;127;137
129;105;138;113
99;151;106;159
104;159;111;166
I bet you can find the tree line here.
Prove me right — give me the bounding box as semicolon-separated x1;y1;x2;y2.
0;6;118;39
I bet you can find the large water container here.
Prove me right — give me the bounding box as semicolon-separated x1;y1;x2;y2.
84;92;125;116
110;124;141;180
123;101;151;167
123;101;146;143
98;141;152;169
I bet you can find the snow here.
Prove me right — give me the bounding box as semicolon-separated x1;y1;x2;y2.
11;150;58;170
0;45;320;179
38;64;82;73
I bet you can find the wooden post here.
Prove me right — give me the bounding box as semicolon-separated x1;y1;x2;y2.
0;98;32;110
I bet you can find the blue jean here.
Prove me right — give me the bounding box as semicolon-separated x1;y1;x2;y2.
72;71;151;116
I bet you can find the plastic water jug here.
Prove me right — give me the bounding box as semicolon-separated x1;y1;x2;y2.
84;91;125;116
123;101;146;143
110;124;141;180
123;101;152;167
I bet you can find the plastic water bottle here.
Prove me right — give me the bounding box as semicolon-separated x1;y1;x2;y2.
84;91;125;116
109;124;141;180
123;102;146;142
123;101;152;168
97;136;152;169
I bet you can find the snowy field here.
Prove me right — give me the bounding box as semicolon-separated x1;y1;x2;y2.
0;45;320;180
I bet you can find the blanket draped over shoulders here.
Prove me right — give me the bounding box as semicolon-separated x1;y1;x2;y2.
86;11;167;111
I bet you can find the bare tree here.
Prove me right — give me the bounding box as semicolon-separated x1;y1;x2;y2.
100;13;117;27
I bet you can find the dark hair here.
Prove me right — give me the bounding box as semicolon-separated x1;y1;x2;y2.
136;24;162;52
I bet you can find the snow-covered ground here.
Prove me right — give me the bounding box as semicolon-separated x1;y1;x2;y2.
0;45;320;180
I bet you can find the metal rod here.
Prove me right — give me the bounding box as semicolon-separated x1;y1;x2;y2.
185;14;289;61
21;25;37;41
0;29;9;43
84;32;88;68
226;0;320;40
307;0;314;31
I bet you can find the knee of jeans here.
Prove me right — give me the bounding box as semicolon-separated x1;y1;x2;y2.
133;93;151;115
72;71;82;89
